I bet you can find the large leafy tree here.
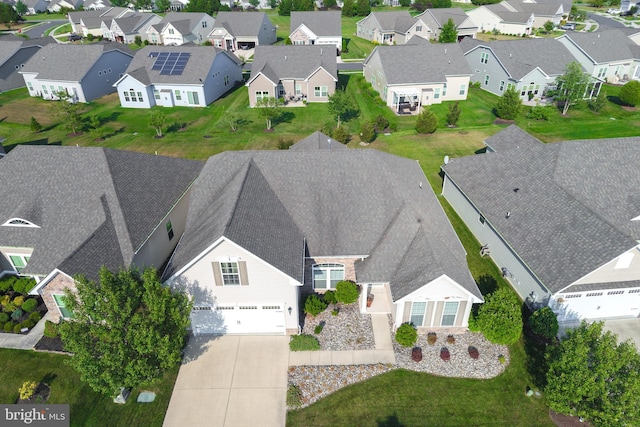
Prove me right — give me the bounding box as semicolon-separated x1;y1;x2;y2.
185;0;222;15
355;0;370;16
545;321;640;426
327;89;358;128
556;61;590;115
155;0;171;11
0;3;21;23
494;85;522;120
278;0;292;15
59;267;192;396
438;18;458;43
474;287;522;345
341;0;356;17
15;0;28;16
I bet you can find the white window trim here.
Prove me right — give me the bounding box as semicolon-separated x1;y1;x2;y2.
409;301;427;327
312;263;344;290
441;301;459;326
219;261;241;286
7;253;31;273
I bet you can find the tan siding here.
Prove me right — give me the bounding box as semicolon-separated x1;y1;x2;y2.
248;74;276;107
41;273;76;324
455;301;467;326
434;301;444;327
239;261;249;286
402;301;411;323
212;261;222;286
425;301;435;327
306;69;336;103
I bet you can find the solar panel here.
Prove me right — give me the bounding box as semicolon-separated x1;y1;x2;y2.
153;52;191;76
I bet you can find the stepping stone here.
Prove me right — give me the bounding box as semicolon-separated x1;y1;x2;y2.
137;391;156;403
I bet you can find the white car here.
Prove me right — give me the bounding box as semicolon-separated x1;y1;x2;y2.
608;8;620;14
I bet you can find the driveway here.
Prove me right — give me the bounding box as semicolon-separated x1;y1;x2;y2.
603;317;640;351
163;335;289;427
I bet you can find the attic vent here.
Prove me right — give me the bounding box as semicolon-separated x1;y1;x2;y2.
444;48;447;54
2;218;40;228
284;55;287;61
514;188;519;192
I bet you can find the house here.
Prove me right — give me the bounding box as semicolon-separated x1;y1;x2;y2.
48;0;84;12
246;45;338;107
162;145;483;335
461;37;590;100
84;0;112;10
146;12;215;46
0;36;52;92
500;0;564;28
68;7;132;37
0;145;203;323
20;42;133;103
114;45;242;108
414;8;479;41
556;29;640;83
207;11;276;54
288;131;346;151
621;0;639;13
442;125;640;325
289;11;342;54
466;3;534;36
106;12;162;44
356;11;431;45
363;38;472;114
483;124;542;152
22;0;49;14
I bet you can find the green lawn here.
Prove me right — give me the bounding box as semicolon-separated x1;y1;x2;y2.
0;348;178;427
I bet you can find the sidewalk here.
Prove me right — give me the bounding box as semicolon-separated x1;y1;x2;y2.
0;311;49;350
289;313;396;366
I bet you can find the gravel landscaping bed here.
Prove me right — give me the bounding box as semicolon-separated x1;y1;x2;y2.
300;303;375;351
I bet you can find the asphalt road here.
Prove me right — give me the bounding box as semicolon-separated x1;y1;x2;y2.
587;13;625;28
22;19;67;39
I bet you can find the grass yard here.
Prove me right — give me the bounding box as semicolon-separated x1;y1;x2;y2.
0;348;178;427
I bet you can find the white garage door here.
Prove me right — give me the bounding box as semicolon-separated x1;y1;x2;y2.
560;290;640;321
191;303;286;335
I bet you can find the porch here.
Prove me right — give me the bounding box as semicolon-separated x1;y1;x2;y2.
281;94;307;107
361;284;392;314
391;88;421;116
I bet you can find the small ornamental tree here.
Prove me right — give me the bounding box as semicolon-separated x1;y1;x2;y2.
360;120;376;143
494;86;522;120
543;20;554;33
619;80;640;107
415;108;437;134
395;323;418;347
528;307;559;340
341;0;356;17
149;108;166;137
155;0;171;11
15;0;27;15
446;101;461;126
30;116;42;133
327;89;358;128
556;62;590;115
589;89;607;112
335;280;359;304
51;91;85;135
331;126;351;144
438;18;458;43
475;287;523;345
304;294;328;316
255;97;282;130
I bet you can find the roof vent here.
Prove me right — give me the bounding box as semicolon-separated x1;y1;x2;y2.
444;48;447;54
506;211;511;219
509;53;512;58
284;55;287;61
514;188;519;192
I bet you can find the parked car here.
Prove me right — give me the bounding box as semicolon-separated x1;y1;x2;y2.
608;8;620;14
560;23;576;30
68;34;82;42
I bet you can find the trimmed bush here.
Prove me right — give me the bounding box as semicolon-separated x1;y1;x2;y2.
0;276;16;292
3;302;16;314
322;290;337;305
395;322;418;347
415;108;438;134
0;313;8;324
360;121;376;143
427;332;437;345
304;294;328;317
13;323;23;333
475;287;523;345
287;384;303;408
374;114;389;131
468;346;480;360
440;347;451;362
21;319;35;329
528;307;559;340
19;381;38;400
12;277;36;295
11;308;23;321
332;126;351;144
0;295;10;306
335;281;359;304
446;335;456;344
4;321;14;332
43;320;58;338
12;295;24;307
28;311;41;323
494;86;522;120
526;105;554;121
21;298;38;313
289;334;320;351
314;322;324;334
331;309;339;316
619;80;640;106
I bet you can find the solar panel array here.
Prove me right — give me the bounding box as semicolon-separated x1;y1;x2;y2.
149;51;191;76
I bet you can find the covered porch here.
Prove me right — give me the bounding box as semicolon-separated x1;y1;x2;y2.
391;88;421;116
360;283;393;315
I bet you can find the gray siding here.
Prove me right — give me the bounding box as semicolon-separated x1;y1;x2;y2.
202;53;243;105
363;50;388;102
82;50;132;102
0;46;41;92
465;47;512;97
556;37;595;74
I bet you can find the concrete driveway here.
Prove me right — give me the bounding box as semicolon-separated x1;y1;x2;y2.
604;318;640;350
163;335;289;427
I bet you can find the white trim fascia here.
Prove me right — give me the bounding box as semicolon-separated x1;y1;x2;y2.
164;235;225;282
246;71;278;87
307;66;338;82
305;255;369;259
555;34;598;66
395;274;483;304
29;268;74;296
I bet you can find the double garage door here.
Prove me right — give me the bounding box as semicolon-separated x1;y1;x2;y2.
191;303;285;335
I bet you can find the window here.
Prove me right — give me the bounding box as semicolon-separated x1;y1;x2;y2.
42;85;48;95
629;289;640;294
314;86;328;97
154;90;160;100
129;90;137;102
295;84;302;95
415;25;422;32
597;67;607;78
564;294;582;298
434;88;440;99
255;90;269;102
214;39;222;48
53;294;72;319
442;83;447;96
479;215;485;225
312;263;344;290
499;80;505;92
441;301;458;326
174;90;181;101
187;91;199;105
586;292;603;297
224;75;229;87
220;262;240;285
481;52;489;64
459;84;466;96
9;255;30;273
166;220;174;240
484;75;490;86
410;301;426;326
608;290;624;295
202;21;207;28
169;28;174;35
124;91;130;102
27;82;33;91
137;92;143;102
534;84;540;95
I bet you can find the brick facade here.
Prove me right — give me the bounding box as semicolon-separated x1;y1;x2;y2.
301;257;359;298
41;273;77;323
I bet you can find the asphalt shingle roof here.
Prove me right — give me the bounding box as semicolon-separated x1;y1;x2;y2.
420;7;470;27
289;131;345;151
485;4;532;23
368;40;471;85
484;125;543;151
442;131;640;293
290;11;342;37
165;148;481;301
370;11;417;33
158;12;210;34
249;45;337;83
560;29;640;63
0;146;203;281
213;11;271;37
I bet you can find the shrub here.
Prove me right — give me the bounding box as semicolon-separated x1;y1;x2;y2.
43;320;59;338
467;312;480;332
277;137;294;150
374;115;389;131
0;294;10;306
30;116;42;133
0;276;16;292
528;307;559;340
14;323;23;333
415;108;437;134
304;294;327;317
335;280;359;304
134;35;142;46
21;298;38;313
0;313;8;324
3;302;16;313
287;384;303;408
19;381;38;400
4;321;14;332
11;308;23;321
589;90;607;112
323;290;337;305
498;354;506;364
440;347;451;361
468;346;480;359
411;347;422;362
12;277;36;295
331;309;339;316
360;120;376;143
494;86;522;120
314;322;324;334
21;319;35;329
526;105;554;121
395;322;418;347
28;311;41;323
475;287;523;345
12;295;24;307
87;33;94;41
446;101;461;126
446;334;456;344
289;334;320;351
331;126;351;144
427;332;437;345
619;80;640;106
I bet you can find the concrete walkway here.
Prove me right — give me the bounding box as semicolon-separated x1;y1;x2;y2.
288;313;395;366
0;311;49;350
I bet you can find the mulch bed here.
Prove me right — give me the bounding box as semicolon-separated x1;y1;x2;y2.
34;336;66;353
493;118;515;125
549;410;593;427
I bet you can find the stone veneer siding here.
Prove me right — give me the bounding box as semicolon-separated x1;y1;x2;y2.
301;257;359;300
41;273;77;323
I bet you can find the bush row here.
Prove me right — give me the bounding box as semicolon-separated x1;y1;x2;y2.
0;276;37;295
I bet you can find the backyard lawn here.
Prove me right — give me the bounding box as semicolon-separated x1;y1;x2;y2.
0;348;178;427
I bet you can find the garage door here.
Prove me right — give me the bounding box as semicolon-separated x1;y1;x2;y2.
559;290;640;321
191;303;286;335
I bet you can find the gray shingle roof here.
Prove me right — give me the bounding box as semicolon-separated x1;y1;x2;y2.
485;4;532;23
370;11;417;33
484;125;543;151
165;148;481;301
158;12;210;34
0;146;203;281
463;38;579;80
249;45;337;83
442;134;640;293
289;131;345;151
21;42;133;81
420;7;470;28
559;29;640;64
123;45;238;85
290;11;342;37
506;0;562;15
114;13;157;33
213;11;272;37
367;41;471;85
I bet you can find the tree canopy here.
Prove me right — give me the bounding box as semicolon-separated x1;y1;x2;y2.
15;0;28;16
59;267;192;396
545;321;640;426
619;80;640;107
494;86;522;120
327;89;358;128
474;287;522;345
556;61;590;115
255;97;282;130
439;18;458;43
0;3;21;24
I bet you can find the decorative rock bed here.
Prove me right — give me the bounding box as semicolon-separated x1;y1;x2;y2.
300;303;375;351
